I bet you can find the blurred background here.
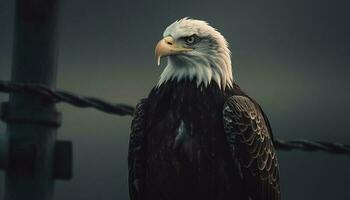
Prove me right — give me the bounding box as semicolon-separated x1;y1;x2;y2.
0;0;350;199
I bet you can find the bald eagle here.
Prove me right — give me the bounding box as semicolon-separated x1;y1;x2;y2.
128;18;281;200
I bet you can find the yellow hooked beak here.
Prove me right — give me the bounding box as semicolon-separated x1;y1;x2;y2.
155;36;192;66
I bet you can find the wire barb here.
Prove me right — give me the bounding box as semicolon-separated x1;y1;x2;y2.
1;80;350;155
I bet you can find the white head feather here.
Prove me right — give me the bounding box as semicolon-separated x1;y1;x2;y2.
157;18;233;89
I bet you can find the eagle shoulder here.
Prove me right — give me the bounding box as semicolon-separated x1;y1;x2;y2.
128;98;148;200
223;95;281;200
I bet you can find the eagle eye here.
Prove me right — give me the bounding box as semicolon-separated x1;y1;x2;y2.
183;34;200;45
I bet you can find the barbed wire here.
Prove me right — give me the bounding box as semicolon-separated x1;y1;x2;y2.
274;139;350;154
0;80;134;116
1;80;350;155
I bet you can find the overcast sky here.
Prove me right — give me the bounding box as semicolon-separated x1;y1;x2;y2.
1;0;350;199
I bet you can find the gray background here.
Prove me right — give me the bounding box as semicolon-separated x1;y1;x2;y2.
1;0;350;199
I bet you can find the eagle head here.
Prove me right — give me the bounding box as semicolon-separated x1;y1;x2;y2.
155;18;233;89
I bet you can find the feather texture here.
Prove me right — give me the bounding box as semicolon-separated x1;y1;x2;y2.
129;80;281;200
128;99;148;200
223;96;281;200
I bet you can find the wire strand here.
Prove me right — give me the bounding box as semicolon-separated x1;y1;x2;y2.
1;80;349;155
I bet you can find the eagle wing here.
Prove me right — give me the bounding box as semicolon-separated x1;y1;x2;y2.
128;99;148;200
223;96;281;200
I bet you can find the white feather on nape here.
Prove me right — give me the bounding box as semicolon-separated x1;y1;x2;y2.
157;18;233;90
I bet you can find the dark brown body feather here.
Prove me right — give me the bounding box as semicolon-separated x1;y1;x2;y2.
128;80;281;200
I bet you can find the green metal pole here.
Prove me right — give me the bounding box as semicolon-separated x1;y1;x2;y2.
4;0;61;199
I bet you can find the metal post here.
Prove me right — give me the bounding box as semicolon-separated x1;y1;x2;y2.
2;0;61;199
